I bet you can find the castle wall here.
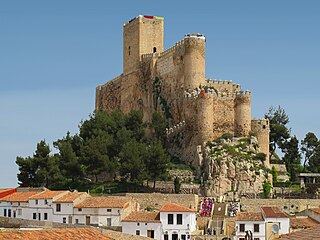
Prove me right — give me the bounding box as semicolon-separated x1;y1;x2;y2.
251;119;270;167
197;95;214;143
210;80;240;94
212;95;235;139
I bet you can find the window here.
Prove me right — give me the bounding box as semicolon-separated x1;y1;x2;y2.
153;47;157;53
38;213;41;221
4;209;6;217
78;208;82;212
33;213;37;220
44;213;48;220
63;217;67;223
239;238;245;240
107;209;111;212
254;238;260;240
147;230;154;238
35;199;38;205
254;224;260;232
168;214;174;224
239;223;245;232
164;235;168;240
177;214;183;225
17;209;22;216
75;219;79;224
181;235;186;240
145;223;147;225
56;204;61;212
137;222;140;226
8;209;11;217
44;199;48;205
128;46;131;56
136;230;140;236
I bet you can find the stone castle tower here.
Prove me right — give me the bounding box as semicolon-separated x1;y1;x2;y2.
96;15;270;169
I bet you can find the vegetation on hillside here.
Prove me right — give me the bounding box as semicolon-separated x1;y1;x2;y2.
16;110;170;192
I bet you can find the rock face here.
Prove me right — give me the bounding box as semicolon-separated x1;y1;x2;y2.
200;136;272;197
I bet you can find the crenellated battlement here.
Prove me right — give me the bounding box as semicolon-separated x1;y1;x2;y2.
158;39;185;58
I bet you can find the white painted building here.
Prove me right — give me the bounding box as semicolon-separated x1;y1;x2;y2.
52;191;89;224
234;207;290;240
73;196;139;227
0;191;43;220
235;212;266;240
160;203;197;240
122;211;162;239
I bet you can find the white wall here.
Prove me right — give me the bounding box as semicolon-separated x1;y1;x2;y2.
160;212;196;240
235;221;265;240
73;207;123;227
52;202;74;224
28;199;54;221
122;221;162;240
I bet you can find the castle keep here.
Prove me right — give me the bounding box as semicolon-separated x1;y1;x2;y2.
96;15;270;169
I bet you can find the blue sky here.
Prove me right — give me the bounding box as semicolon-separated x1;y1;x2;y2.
0;0;319;188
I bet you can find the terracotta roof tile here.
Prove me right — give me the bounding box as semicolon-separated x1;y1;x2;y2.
0;188;15;193
290;216;319;229
122;211;161;223
0;228;112;240
160;203;196;212
75;196;131;208
0;192;41;202
29;190;68;199
280;225;320;239
261;206;288;218
236;212;264;221
310;208;320;214
53;191;88;203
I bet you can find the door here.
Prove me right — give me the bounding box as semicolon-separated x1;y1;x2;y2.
172;234;178;240
107;218;111;227
85;216;90;225
68;216;72;224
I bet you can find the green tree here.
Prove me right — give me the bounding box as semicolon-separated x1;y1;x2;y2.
119;140;147;184
145;141;170;189
265;106;290;160
282;136;301;182
150;111;168;143
262;181;272;198
53;132;83;184
301;132;319;171
271;166;278;183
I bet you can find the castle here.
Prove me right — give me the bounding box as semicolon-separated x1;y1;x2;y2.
96;15;270;170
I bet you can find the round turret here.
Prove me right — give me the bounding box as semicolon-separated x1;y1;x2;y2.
251;119;270;167
234;91;251;137
196;94;214;143
183;33;206;89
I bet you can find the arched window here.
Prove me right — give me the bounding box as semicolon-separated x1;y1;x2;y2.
128;46;131;56
153;47;157;53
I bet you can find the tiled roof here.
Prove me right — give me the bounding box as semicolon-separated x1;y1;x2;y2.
29;190;68;199
236;212;264;221
54;191;87;203
261;206;288;218
160;203;196;212
0;188;15;193
74;196;131;208
122;211;161;223
0;228;112;240
280;225;320;239
0;192;40;202
310;208;320;214
290;216;319;229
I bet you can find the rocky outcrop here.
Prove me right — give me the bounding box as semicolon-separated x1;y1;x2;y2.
200;136;272;197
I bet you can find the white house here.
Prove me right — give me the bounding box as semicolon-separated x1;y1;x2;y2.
235;206;290;240
160;202;197;240
261;206;290;238
0;191;43;220
235;212;266;240
52;191;89;224
122;211;162;239
73;196;139;227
